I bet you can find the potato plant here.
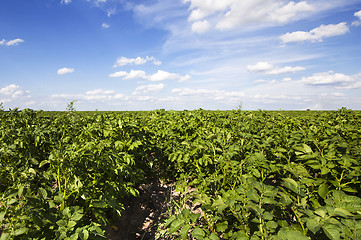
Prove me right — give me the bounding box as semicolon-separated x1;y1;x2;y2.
0;107;360;239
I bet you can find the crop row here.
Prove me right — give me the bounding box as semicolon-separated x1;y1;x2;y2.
0;108;360;239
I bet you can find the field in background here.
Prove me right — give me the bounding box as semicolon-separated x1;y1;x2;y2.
1;108;360;239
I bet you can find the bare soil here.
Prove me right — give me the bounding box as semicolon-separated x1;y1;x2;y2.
107;180;175;240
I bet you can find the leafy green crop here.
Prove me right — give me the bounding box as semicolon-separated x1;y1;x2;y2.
1;108;360;239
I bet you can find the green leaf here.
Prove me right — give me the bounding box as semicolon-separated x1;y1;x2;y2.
314;208;327;218
39;160;50;168
252;169;261;178
71;212;84;222
191;227;205;239
263;211;273;221
277;228;309;240
69;233;79;240
56;219;67;227
80;229;89;240
18;185;24;197
68;220;77;228
181;208;191;219
302;144;313;153
0;233;10;240
306;218;321;234
180;224;191;240
282;178;299;194
216;221;228;232
332;208;353;218
190;212;201;223
266;221;278;229
318;183;329;199
212;197;227;213
169;219;183;234
164;216;176;228
0;211;6;223
322;224;341;240
39;187;47;199
209;232;220;240
13;227;29;236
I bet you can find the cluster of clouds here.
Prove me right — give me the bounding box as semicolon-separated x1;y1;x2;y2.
110;56;191;82
113;56;161;67
0;38;24;46
2;68;360;109
0;84;30;103
184;0;314;33
280;22;349;43
352;10;361;26
52;89;128;101
2;1;360;110
109;69;191;82
247;62;305;75
182;0;361;47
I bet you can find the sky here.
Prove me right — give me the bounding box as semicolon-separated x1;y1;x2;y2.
1;0;361;111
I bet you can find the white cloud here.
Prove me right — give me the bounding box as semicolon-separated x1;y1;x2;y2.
57;67;75;75
352;10;361;26
280;22;349;43
184;0;314;32
301;71;353;85
102;23;110;28
113;56;161;67
86;89;114;95
109;71;129;78
336;73;361;89
109;69;191;82
247;62;305;75
148;70;178;81
247;62;273;72
0;84;30;103
172;88;244;100
123;70;147;80
191;20;211;33
0;38;24;46
133;83;165;94
52;88;129;101
320;92;345;97
61;0;71;4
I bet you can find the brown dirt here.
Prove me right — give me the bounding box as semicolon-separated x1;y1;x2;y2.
107;180;175;240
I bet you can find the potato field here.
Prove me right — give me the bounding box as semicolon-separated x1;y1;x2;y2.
0;108;360;240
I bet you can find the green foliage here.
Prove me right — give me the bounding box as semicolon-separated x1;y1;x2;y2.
1;109;360;239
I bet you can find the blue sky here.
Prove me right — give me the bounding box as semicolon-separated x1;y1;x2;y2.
1;0;361;110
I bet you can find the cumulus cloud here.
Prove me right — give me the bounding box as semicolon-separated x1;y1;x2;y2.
352;10;361;27
61;0;71;4
184;0;314;33
102;23;110;28
247;62;305;75
172;88;244;100
335;73;361;89
109;71;129;78
52;88;129;101
0;38;24;46
148;70;191;82
123;70;147;80
57;67;75;75
133;83;165;94
280;22;349;43
113;56;161;67
301;71;353;85
191;20;211;34
0;84;30;103
109;69;191;82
